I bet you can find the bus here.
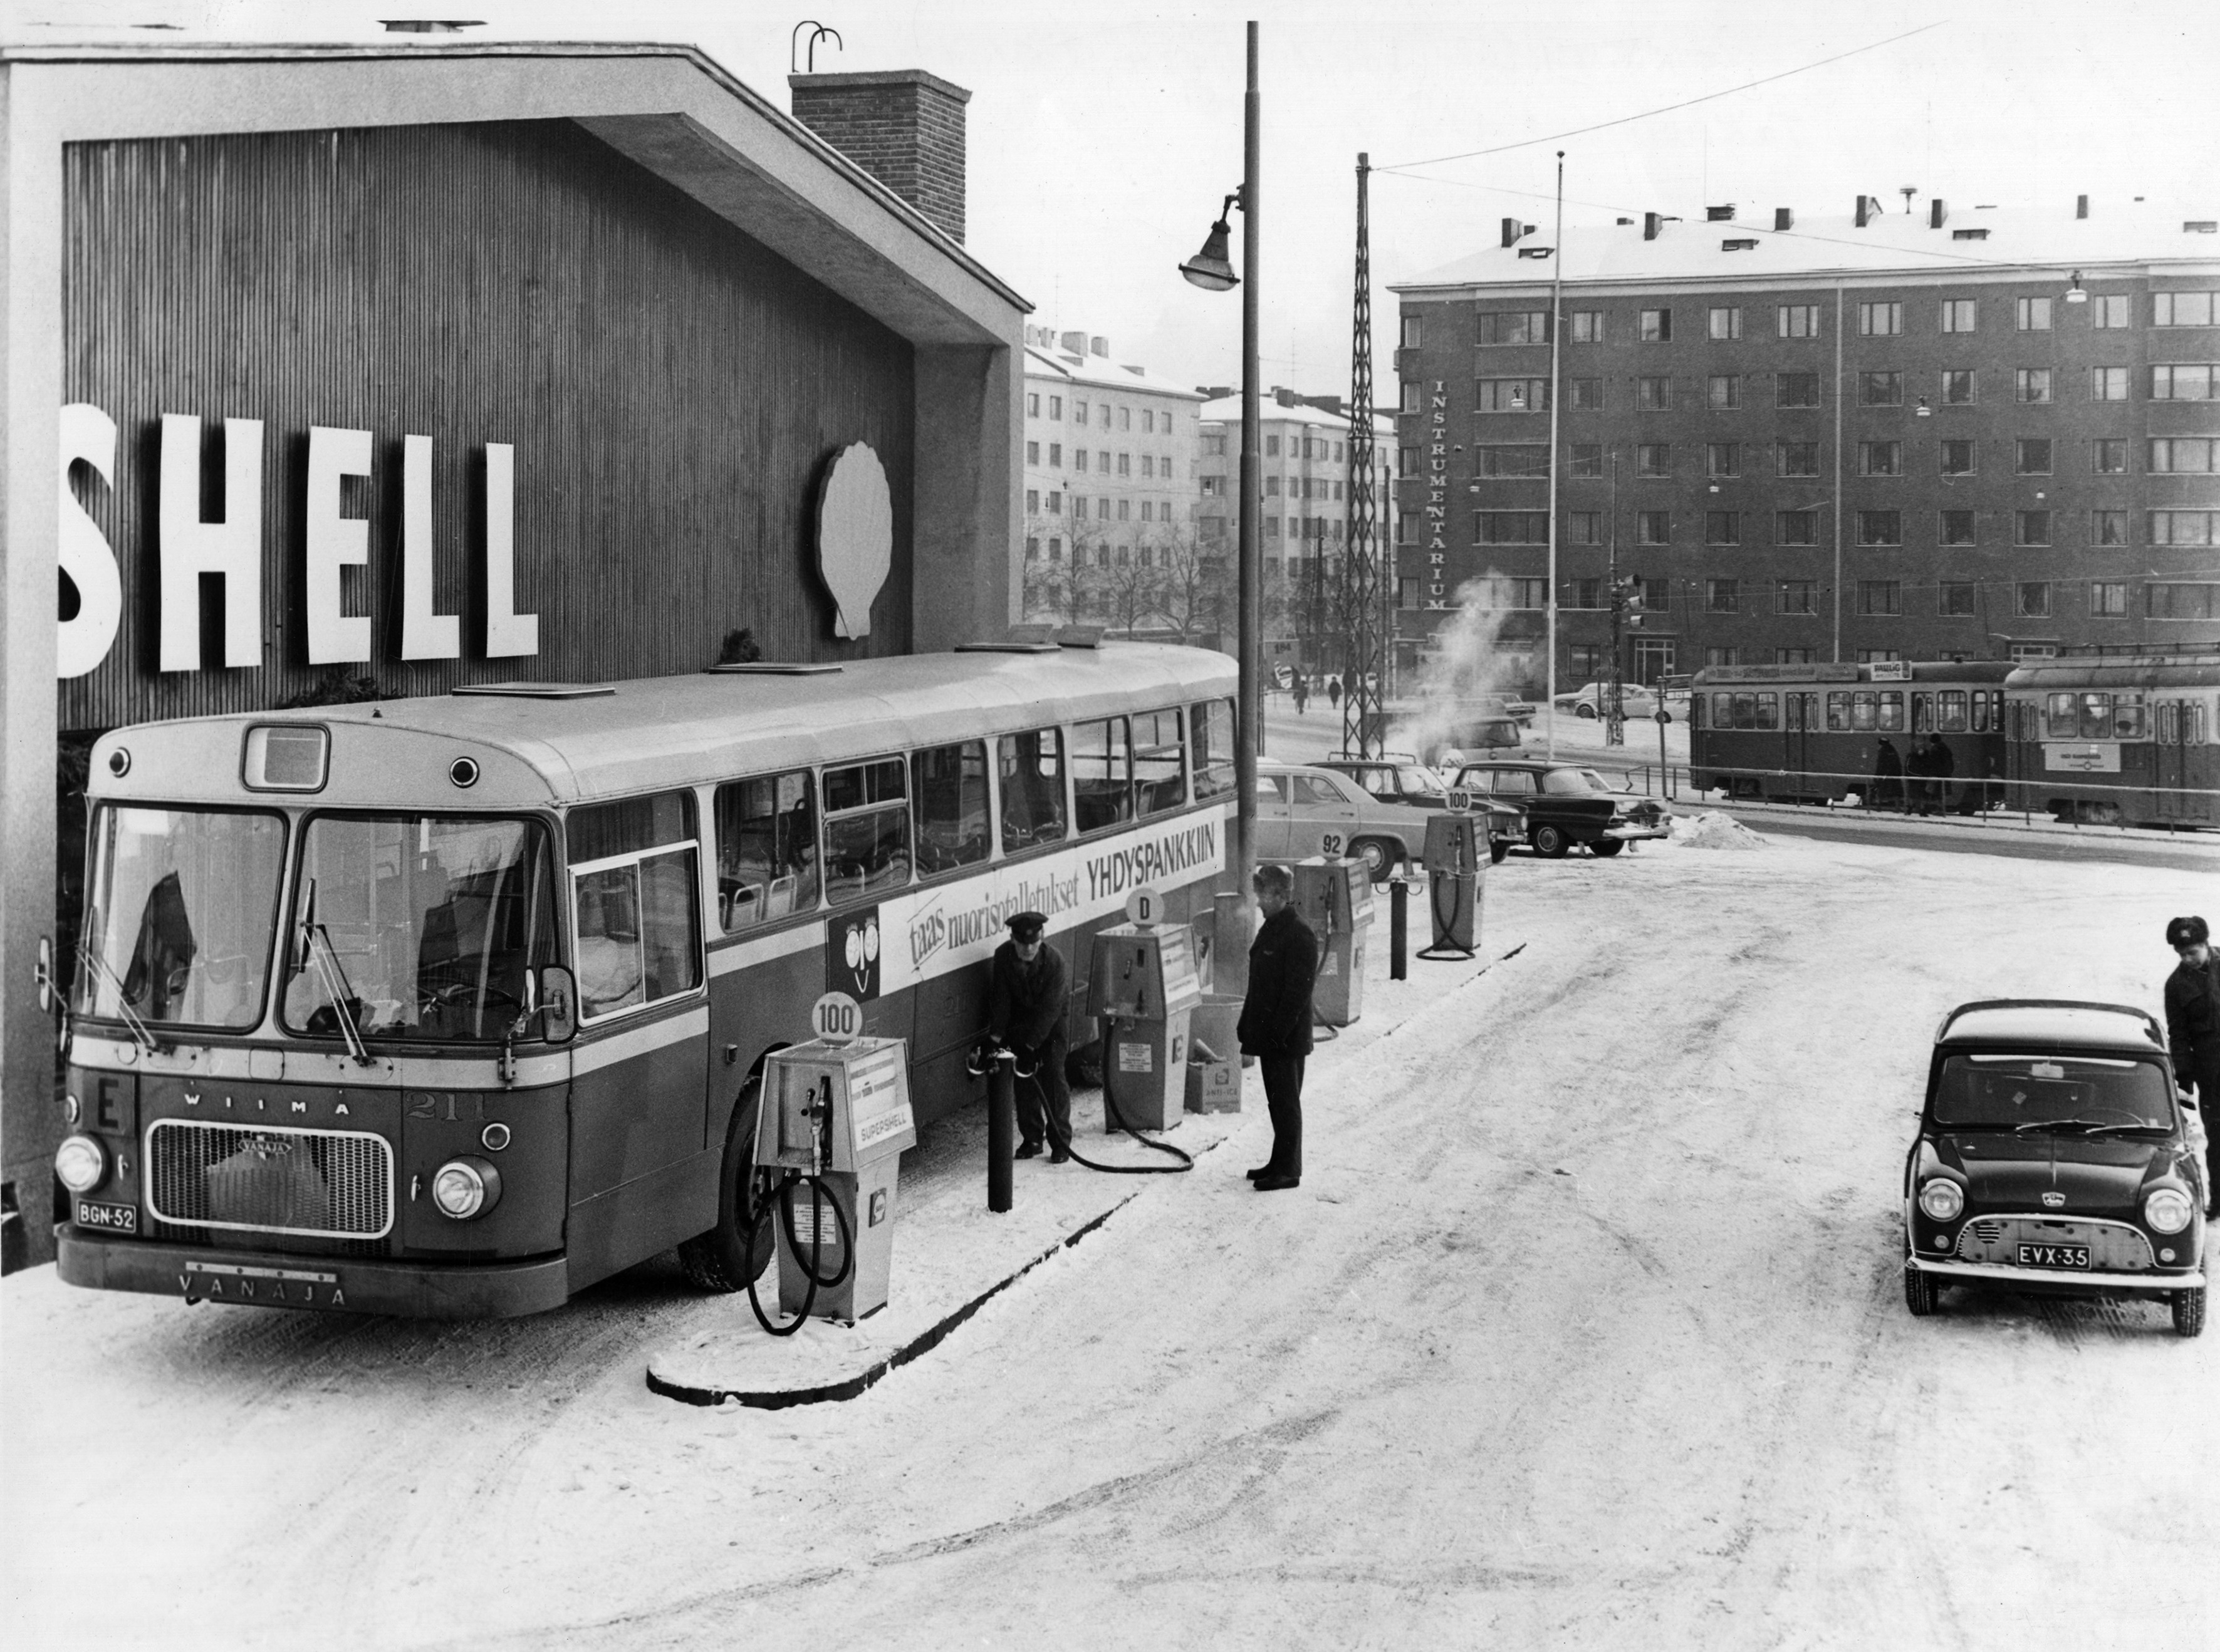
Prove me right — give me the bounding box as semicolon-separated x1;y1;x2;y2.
2003;650;2220;828
1689;661;2013;806
51;642;1239;1318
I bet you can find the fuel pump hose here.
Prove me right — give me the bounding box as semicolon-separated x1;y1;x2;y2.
1042;1016;1193;1174
741;1170;854;1337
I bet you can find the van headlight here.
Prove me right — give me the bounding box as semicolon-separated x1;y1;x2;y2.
2145;1188;2194;1235
431;1156;502;1220
55;1133;107;1195
1917;1178;1964;1221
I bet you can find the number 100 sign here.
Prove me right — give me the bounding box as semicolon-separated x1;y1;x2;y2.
813;991;863;1044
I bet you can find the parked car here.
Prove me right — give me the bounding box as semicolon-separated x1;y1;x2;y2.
1449;759;1670;858
1415;702;1526;768
1902;999;2204;1338
1260;759;1522;876
1553;682;1684;721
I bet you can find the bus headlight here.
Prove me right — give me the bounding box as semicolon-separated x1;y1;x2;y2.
2145;1188;2194;1235
1917;1178;1964;1222
55;1133;108;1195
431;1157;501;1220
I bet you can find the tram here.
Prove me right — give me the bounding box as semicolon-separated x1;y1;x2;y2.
2002;650;2220;829
1689;661;2014;806
51;642;1238;1318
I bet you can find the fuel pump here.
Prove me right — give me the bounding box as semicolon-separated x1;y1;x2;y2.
1417;807;1484;960
1292;856;1372;1028
747;1004;915;1332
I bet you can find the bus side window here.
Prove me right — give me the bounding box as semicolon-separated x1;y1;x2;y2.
1826;692;1850;732
913;740;990;876
713;769;819;932
1133;708;1187;816
1878;692;1904;732
1070;717;1133;833
1191;698;1238;800
822;757;911;905
1939;691;1969;732
568;791;702;1019
997;727;1068;851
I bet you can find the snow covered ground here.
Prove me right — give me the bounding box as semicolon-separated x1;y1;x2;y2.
5;826;2216;1650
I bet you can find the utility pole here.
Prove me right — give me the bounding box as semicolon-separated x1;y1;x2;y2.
1342;152;1382;759
1543;151;1565;762
1605;447;1624;746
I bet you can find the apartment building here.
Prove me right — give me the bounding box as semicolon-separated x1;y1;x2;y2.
1390;195;2220;688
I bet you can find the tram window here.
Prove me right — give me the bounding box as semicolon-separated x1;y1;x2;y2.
1937;692;1968;732
1911;693;1934;734
1192;698;1238;801
996;729;1068;851
1070;717;1135;833
913;741;991;876
2111;699;2148;740
1848;693;1874;730
1878;693;1904;732
713;770;820;931
2078;694;2113;740
1827;692;1850;731
1971;692;1996;734
822;758;912;905
2045;694;2080;739
1711;693;1733;726
572;848;701;1019
1132;709;1187;816
1756;693;1780;730
568;791;695;861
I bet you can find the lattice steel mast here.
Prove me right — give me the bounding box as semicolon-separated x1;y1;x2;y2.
1341;152;1382;759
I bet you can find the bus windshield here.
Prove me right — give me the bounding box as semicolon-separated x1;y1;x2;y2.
76;806;287;1030
282;814;558;1043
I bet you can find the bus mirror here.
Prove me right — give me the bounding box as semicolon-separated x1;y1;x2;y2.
538;967;578;1044
34;935;54;1014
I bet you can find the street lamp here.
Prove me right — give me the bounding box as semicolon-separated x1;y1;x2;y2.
1179;21;1261;974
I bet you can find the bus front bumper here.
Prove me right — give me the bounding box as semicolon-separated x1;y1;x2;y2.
57;1227;571;1320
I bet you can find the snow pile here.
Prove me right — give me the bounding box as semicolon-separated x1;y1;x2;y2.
1668;810;1769;850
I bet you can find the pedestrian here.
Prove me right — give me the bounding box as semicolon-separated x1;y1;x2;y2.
2163;915;2220;1214
1238;863;1318;1192
1293;673;1309;717
1873;737;1904;811
1326;676;1342;710
986;911;1071;1162
1927;734;1956;815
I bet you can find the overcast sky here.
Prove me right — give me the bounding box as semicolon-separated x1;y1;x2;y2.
17;0;2220;397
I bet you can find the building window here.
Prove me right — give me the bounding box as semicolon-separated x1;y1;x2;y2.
1140;502;1155;522
2016;296;2053;331
1941;439;1976;476
1637;443;1671;478
2148;583;2220;618
1074;450;1090;474
1941;299;1978;333
1776;372;1820;408
1026;439;1041;465
1705;511;1741;546
1120;407;1132;430
1476;378;1550;412
1860;440;1902;476
1024;536;1040;561
1856;510;1902;546
1265;434;1280;457
2152;437;2219;474
1474;511;1550;544
1141;455;1156;478
1709;306;1743;340
1025;489;1040;513
1939;581;1976;615
1569;377;1605;410
1941;509;1978;546
2150;365;2219;400
2092;509;2129;546
1636;377;1671;411
1566;578;1604;610
1048;396;1063;418
1776;303;1821;338
1854;648;1904;665
2092;294;2131;328
1639;308;1672;342
1706;442;1740;478
1048;537;1062;560
1477;310;1551;345
1858;301;1904;336
1861;371;1903;406
1264;477;1279;497
1200;475;1224;496
2090;365;2130;402
1400;316;1422;347
1071;492;1088;518
1568;444;1603;477
1476;444;1551;478
1776;581;1818;615
1118;454;1132;476
1857;579;1902;615
1569;310;1605;342
1400;381;1421;413
1637;510;1672;544
1048;442;1063;466
1776;441;1820;477
2008;642;2058;661
2092;581;2129;616
1074;401;1090;427
1707;375;1741;410
1705;647;1740;667
1706;578;1738;611
2016;582;2051;618
1942;369;1977;405
2093;439;2129;474
1476;577;1548;609
2016;510;2052;546
1026;392;1041;417
2154;293;2218;327
1566;511;1603;545
1046;491;1062;514
2015;368;2053;403
2150;511;2219;545
1776;510;1818;546
2016;438;2053;475
1399;576;1422;608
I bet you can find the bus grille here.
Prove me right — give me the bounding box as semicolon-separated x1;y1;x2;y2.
147;1120;394;1240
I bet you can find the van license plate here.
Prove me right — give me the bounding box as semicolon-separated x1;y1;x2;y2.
76;1199;138;1234
2017;1244;2090;1270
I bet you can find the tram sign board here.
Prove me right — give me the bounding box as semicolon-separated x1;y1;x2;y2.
1698;663;1860;683
2044;742;2122;773
1868;660;1912;683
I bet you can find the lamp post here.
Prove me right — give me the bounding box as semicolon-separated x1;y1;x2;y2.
1180;21;1261;922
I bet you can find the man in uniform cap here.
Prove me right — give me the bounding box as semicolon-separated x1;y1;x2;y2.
986;912;1071;1162
2163;915;2220;1212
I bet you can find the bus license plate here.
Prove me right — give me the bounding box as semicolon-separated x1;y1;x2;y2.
76;1199;138;1234
2017;1243;2090;1270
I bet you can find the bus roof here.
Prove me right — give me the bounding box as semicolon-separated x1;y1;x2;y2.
2004;658;2220;692
88;643;1238;813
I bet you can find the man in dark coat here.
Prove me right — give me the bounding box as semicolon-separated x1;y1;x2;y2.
2163;915;2220;1213
986;912;1071;1162
1924;734;1956;815
1238;863;1318;1192
1873;737;1904;811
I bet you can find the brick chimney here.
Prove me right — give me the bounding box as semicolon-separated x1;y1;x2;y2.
788;69;972;243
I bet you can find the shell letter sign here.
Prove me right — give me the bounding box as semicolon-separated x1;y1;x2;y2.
815;442;892;639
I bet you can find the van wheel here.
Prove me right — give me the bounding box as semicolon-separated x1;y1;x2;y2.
1904;1263;1942;1317
1489;838;1511;865
677;1074;778;1292
1531;823;1571;859
1351;837;1396;881
2174;1285;2206;1338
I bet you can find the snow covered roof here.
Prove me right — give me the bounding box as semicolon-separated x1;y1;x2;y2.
1024;346;1202;403
1196;396;1395;437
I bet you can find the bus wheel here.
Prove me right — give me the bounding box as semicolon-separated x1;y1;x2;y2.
678;1076;777;1293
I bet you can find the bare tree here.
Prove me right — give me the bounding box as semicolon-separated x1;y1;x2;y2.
1019;516;1102;625
1143;524;1232;645
1096;538;1160;637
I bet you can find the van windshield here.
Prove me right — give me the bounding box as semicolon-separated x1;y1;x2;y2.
1931;1054;2174;1130
281;814;558;1043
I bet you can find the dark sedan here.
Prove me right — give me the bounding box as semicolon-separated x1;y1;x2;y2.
1315;756;1524;863
1449;760;1670;858
1903;1000;2205;1337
